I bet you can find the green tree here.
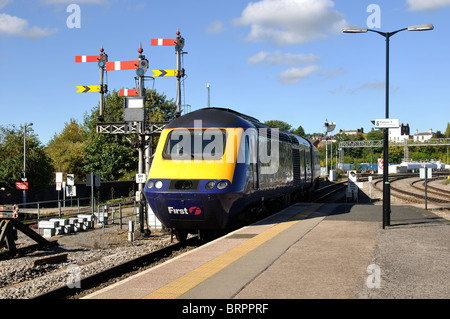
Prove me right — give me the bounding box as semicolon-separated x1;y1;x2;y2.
291;125;306;137
444;123;450;138
83;90;137;181
264;120;292;132
334;132;365;161
45;119;86;183
366;129;383;141
0;125;53;190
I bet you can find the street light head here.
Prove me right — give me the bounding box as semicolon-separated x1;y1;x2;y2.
408;24;434;31
25;122;33;127
327;123;336;133
343;26;368;33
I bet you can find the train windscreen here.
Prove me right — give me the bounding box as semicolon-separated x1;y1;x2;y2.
163;128;227;160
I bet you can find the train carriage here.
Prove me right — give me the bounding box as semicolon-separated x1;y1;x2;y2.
143;108;320;239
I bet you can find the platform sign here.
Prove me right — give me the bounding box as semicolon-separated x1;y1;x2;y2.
373;119;399;128
136;174;147;183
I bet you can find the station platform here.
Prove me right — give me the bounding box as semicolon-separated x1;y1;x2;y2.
84;202;449;300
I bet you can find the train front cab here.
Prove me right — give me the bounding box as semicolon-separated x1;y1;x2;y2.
143;125;255;238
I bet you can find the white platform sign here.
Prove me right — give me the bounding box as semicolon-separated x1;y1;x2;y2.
136;174;147;183
374;119;399;128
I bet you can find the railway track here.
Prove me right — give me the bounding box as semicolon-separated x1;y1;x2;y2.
313;181;347;202
374;173;450;206
28;180;347;299
411;178;450;201
32;236;201;299
4;177;412;299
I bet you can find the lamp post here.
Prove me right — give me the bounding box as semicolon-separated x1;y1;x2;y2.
23;122;33;205
343;24;433;228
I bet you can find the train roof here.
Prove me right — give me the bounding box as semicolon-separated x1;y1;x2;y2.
166;107;312;147
165;107;256;129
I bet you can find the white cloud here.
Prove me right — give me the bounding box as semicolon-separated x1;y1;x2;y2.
0;0;11;10
278;65;320;84
0;13;56;39
234;0;347;45
247;50;320;65
407;0;450;11
247;51;270;65
206;20;225;34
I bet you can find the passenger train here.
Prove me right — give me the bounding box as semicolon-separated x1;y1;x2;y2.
143;108;320;240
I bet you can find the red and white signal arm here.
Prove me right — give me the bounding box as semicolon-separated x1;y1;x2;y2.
75;55;99;63
105;60;139;71
119;89;139;97
151;38;177;46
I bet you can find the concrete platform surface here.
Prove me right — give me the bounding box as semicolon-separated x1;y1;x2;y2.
84;203;449;300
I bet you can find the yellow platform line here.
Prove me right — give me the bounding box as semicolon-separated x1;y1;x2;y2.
143;204;322;299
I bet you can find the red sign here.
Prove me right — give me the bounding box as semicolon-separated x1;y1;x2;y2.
15;182;28;190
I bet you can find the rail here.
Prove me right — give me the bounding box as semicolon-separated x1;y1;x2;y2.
32;236;200;299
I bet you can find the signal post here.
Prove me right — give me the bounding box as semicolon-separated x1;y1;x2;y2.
75;30;187;235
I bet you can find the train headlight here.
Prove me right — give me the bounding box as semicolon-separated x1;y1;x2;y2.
155;181;163;189
205;181;216;190
217;181;229;190
146;180;154;189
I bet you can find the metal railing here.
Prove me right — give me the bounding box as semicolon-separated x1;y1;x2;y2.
14;197;141;234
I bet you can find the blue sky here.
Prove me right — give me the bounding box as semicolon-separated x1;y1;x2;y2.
1;0;449;145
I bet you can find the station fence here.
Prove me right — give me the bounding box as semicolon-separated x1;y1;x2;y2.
15;197;141;235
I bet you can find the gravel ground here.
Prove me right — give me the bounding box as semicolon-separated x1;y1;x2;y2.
0;220;173;299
